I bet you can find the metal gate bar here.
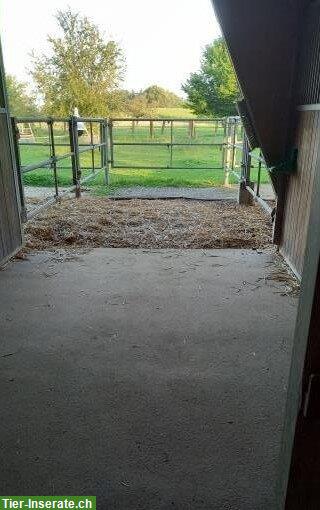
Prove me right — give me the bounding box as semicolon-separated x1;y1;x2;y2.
109;117;226;171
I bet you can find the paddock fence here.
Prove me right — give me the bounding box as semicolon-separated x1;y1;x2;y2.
13;116;109;219
223;116;276;214
109;117;226;171
12;114;275;221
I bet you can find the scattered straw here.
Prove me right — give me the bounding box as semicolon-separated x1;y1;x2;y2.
24;197;272;251
263;254;300;296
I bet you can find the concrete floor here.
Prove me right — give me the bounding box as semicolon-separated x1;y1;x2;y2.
0;248;296;509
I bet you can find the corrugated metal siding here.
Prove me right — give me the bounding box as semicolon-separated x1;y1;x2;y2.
280;111;320;277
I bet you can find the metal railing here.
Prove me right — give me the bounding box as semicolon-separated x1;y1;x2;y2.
109;117;226;171
223;117;276;214
13;116;109;219
14;114;275;221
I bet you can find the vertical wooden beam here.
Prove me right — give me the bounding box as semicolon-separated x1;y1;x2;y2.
150;120;154;139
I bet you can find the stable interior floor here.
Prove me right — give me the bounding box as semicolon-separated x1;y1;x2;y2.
0;248;297;509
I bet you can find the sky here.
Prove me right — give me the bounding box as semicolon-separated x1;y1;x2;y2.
0;0;221;96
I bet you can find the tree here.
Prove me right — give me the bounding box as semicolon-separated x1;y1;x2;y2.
141;85;182;107
6;75;39;116
182;37;240;117
30;9;125;116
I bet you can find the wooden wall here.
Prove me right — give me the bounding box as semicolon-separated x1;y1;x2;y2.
0;112;22;262
0;42;22;264
280;110;320;278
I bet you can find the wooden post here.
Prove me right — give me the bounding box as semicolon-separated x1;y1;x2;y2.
150;120;154;139
189;120;195;139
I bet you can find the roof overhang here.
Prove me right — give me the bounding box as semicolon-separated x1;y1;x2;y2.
211;0;304;168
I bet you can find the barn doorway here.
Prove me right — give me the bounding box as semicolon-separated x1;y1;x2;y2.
0;2;300;509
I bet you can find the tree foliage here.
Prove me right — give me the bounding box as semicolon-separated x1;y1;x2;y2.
182;37;240;117
111;86;183;118
141;85;182;107
30;9;125;116
6;75;39;116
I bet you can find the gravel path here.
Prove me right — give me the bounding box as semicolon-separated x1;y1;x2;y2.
107;186;239;200
24;184;275;202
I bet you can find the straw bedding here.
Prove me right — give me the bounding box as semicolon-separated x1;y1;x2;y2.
23;197;272;251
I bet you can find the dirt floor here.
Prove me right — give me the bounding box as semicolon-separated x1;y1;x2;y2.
23;197;272;251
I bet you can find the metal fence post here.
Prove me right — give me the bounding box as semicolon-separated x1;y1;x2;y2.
224;118;234;187
11;117;27;222
101;120;109;185
90;121;95;175
170;120;173;167
109;119;114;169
48;118;59;198
256;150;262;197
230;120;236;184
68;115;81;198
238;135;253;205
221;118;227;171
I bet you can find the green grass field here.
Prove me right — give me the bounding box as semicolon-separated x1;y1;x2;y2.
20;119;270;189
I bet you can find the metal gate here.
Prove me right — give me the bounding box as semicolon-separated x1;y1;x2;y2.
109;118;226;171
